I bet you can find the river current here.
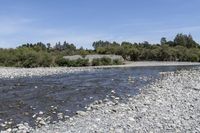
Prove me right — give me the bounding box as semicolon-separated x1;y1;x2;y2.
0;65;198;130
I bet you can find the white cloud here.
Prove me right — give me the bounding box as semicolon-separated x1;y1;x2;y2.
0;17;35;35
153;26;200;33
0;16;114;48
1;15;200;48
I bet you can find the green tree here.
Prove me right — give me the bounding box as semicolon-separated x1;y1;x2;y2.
160;37;167;45
128;47;139;61
174;33;187;47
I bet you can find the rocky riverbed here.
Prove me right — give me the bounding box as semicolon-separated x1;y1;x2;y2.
0;67;94;79
2;68;200;132
1;61;200;79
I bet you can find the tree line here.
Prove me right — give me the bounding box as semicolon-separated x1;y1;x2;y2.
0;33;200;67
93;33;200;61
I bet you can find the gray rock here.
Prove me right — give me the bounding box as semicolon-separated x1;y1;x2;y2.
115;128;124;133
4;69;200;133
63;55;83;60
85;54;124;63
76;111;87;116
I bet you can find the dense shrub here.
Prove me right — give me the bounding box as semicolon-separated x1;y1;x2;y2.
0;48;53;68
187;54;199;62
1;33;200;68
113;59;123;65
75;58;89;66
100;57;112;65
55;57;68;66
37;52;53;67
92;58;101;66
92;57;112;66
21;51;39;68
55;57;89;67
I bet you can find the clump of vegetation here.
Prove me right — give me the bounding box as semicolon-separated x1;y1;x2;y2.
100;57;112;65
113;59;123;65
0;33;200;68
92;57;112;66
91;58;101;66
55;56;68;66
0;48;53;68
55;57;89;67
91;57;123;66
75;58;90;66
93;34;200;62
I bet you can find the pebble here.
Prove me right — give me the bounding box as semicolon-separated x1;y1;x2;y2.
32;114;37;118
57;113;64;120
2;68;200;133
39;111;44;115
6;128;12;132
0;67;94;79
115;128;124;133
32;69;200;133
76;111;87;116
111;90;116;93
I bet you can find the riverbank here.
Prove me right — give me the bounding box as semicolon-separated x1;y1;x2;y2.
96;61;200;68
2;68;200;132
33;68;200;132
0;61;200;79
0;67;94;79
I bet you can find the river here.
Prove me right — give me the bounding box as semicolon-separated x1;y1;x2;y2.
0;65;199;130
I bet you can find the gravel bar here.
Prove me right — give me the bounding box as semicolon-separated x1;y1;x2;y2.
0;61;200;79
0;67;94;79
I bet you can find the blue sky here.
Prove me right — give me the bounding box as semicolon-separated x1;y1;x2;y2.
0;0;200;48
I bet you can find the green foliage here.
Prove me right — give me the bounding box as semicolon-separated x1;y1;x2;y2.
92;58;102;66
113;59;123;65
21;50;39;68
100;57;112;65
55;57;68;66
174;34;198;48
128;47;139;61
92;57;112;66
160;37;167;45
55;57;89;67
187;54;199;62
0;33;200;68
75;58;89;67
0;48;53;68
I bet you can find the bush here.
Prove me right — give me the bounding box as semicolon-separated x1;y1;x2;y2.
55;57;68;66
13;49;53;68
113;59;123;65
76;58;89;66
92;58;101;66
55;57;89;67
187;54;199;62
92;57;112;66
100;57;112;65
37;52;53;67
21;51;39;68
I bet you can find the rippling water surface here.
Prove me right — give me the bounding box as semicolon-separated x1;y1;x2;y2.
0;65;198;130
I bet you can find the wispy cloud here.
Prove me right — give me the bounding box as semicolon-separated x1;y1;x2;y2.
0;17;36;35
1;15;200;48
153;26;200;33
0;17;112;48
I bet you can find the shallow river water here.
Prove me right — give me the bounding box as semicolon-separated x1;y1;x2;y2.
0;65;199;130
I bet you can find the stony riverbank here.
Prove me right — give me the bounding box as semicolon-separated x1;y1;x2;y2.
0;61;200;79
0;67;94;79
2;68;200;132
